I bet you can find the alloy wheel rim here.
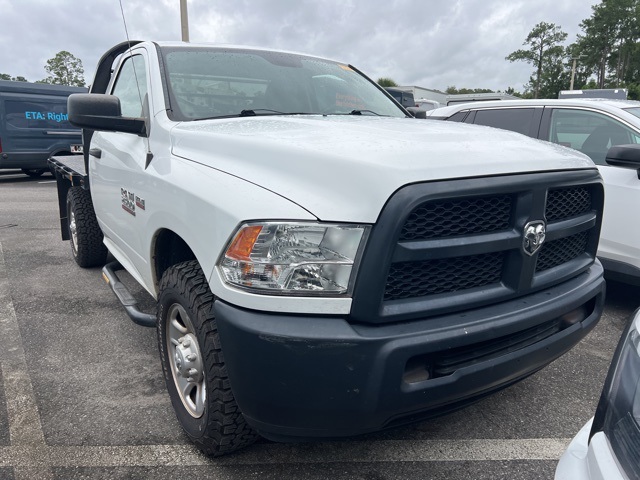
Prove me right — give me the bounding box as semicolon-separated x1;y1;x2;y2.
69;211;78;253
166;303;206;418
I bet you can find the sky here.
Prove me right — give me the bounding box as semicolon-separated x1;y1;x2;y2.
0;0;601;93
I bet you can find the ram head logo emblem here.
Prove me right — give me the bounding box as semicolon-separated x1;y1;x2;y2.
523;221;546;256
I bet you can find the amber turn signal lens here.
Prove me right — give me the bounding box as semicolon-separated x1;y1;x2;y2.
226;225;263;260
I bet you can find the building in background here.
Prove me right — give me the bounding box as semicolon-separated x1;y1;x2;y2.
394;86;520;110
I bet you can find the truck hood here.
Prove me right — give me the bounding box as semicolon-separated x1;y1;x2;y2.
171;116;595;223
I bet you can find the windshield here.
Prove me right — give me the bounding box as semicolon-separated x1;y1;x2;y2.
160;47;406;120
624;107;640;120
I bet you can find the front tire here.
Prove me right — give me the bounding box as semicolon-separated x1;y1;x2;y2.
66;187;108;268
157;260;258;456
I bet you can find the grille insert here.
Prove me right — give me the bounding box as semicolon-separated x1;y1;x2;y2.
546;187;592;222
400;195;512;241
384;252;504;301
536;231;588;272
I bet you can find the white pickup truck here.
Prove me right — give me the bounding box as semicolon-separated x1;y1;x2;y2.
50;41;606;456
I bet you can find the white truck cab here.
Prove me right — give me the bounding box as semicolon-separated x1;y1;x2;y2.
51;41;607;456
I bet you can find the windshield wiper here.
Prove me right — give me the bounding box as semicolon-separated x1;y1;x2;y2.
239;109;318;117
239;109;286;116
194;110;317;121
349;109;382;116
322;110;387;117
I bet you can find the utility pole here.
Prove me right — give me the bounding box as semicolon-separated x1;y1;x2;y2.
180;0;189;42
570;55;585;90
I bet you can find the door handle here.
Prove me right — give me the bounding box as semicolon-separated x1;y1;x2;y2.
89;148;102;158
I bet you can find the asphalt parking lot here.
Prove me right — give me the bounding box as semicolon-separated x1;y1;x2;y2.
0;169;638;480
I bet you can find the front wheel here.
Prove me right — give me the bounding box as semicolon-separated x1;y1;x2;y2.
157;260;258;456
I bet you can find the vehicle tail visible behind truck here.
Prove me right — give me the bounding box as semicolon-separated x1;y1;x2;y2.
0;80;85;177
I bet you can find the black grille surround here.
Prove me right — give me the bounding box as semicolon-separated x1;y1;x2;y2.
351;170;604;324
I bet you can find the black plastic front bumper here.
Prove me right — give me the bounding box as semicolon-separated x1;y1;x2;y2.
215;262;605;442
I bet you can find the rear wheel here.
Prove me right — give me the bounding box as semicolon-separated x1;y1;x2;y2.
21;168;46;178
157;260;258;456
66;187;108;268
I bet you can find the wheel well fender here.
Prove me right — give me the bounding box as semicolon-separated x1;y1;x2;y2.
153;229;198;288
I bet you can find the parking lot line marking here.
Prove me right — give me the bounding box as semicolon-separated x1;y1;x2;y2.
0;242;52;480
0;438;571;468
0;364;47;447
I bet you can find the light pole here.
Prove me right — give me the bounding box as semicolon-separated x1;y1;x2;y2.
570;55;586;90
180;0;190;42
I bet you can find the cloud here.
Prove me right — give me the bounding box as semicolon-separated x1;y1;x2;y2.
0;0;599;91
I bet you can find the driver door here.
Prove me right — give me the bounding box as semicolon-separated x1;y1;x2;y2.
89;50;151;282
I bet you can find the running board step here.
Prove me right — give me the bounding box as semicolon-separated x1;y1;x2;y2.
102;261;156;328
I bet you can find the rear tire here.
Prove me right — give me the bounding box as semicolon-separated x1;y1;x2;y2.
157;260;258;456
66;187;108;268
22;168;46;178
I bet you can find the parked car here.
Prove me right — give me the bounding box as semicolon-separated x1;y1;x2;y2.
415;98;442;111
0;80;85;177
556;307;640;480
429;98;640;285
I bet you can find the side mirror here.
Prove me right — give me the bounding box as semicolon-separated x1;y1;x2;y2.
406;107;427;119
68;93;146;136
605;144;640;179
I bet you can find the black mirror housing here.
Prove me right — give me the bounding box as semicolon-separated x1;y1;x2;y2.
68;93;146;136
606;144;640;178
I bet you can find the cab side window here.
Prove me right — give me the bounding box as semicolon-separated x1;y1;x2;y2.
111;55;147;118
473;108;537;137
548;109;639;165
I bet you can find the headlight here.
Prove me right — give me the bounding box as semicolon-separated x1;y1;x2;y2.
593;308;640;478
218;222;369;295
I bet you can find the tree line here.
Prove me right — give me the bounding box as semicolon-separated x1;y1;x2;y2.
505;0;640;99
1;51;85;87
381;0;640;100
